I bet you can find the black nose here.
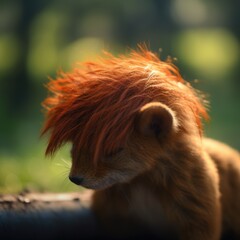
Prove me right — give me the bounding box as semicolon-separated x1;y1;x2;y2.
69;176;84;185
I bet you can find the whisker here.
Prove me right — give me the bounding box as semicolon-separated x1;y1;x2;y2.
61;158;71;167
54;158;71;170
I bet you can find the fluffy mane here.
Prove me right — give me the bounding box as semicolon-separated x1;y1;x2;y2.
42;46;208;163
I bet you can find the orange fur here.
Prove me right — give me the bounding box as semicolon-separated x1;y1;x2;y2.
42;46;207;163
42;46;240;240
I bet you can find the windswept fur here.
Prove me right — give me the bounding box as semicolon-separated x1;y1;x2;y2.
42;46;208;163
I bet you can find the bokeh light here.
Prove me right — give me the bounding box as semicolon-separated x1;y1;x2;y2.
175;28;239;79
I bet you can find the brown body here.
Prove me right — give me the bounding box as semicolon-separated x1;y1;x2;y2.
42;48;240;239
92;138;240;239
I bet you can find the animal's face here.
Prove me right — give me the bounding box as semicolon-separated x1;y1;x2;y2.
69;102;179;190
42;49;207;190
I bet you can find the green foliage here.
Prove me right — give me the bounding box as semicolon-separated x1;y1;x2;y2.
0;143;80;193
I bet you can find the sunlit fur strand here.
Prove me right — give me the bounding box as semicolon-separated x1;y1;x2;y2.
42;47;208;163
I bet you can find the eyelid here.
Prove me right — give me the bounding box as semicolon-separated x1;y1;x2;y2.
106;147;124;157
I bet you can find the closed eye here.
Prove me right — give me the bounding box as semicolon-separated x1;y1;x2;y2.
105;147;124;158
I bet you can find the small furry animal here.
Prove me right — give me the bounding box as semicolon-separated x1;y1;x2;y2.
42;46;240;240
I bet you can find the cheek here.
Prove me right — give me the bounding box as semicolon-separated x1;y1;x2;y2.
107;154;151;182
87;157;144;187
106;152;140;172
94;163;145;189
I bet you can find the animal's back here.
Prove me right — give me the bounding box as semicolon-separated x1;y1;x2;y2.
203;138;240;235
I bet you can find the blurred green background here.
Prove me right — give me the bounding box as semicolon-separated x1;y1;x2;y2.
0;0;239;193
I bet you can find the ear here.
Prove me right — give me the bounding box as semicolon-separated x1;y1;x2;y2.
137;102;178;140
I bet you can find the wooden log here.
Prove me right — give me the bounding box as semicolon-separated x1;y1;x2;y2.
0;191;237;240
0;191;157;240
0;191;99;240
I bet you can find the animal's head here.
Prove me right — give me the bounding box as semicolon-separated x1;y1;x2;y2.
42;46;208;190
